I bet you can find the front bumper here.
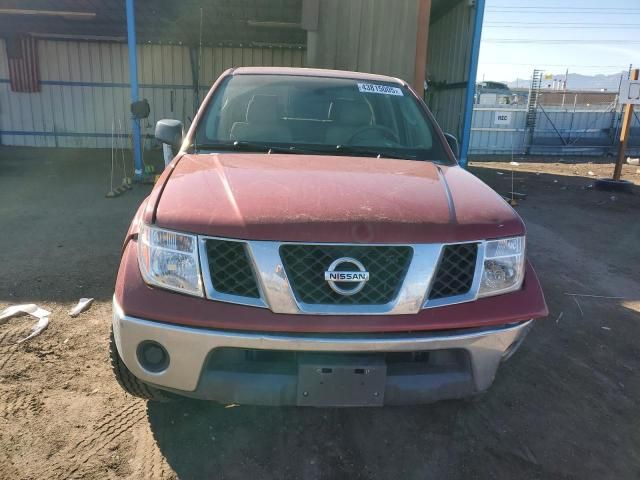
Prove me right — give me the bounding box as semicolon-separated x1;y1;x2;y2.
112;299;533;406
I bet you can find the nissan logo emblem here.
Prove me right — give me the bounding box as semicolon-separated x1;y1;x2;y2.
324;257;370;296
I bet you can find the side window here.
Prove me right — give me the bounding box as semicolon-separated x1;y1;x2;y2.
203;93;223;141
398;98;433;149
370;96;400;137
206;96;251;141
202;81;246;141
203;86;286;141
287;91;331;120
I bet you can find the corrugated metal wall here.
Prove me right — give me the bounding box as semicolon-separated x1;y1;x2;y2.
0;38;305;148
426;1;473;137
470;105;640;156
306;0;420;83
470;107;528;154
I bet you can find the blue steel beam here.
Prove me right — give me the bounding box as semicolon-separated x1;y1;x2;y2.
458;0;485;168
126;0;143;178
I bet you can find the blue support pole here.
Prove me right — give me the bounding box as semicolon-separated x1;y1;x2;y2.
126;0;143;178
458;0;485;168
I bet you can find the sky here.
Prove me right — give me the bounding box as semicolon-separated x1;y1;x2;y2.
477;0;640;83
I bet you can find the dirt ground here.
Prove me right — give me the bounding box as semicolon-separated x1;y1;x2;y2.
0;146;639;480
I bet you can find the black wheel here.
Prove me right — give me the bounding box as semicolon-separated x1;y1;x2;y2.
593;178;634;193
109;328;174;402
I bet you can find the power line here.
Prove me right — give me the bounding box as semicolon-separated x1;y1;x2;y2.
484;39;640;44
486;10;640;15
480;62;627;68
486;6;640;11
485;21;638;25
485;25;638;29
487;5;640;10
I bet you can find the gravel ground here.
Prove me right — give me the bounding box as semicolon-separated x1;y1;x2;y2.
0;147;639;479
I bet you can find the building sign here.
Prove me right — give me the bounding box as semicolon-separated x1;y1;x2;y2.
619;80;640;105
494;111;512;125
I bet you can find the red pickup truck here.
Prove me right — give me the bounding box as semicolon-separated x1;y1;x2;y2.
111;67;547;406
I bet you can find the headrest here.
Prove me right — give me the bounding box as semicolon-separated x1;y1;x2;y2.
329;99;372;126
246;95;280;123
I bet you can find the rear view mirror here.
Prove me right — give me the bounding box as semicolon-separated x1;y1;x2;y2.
155;119;183;147
443;133;459;159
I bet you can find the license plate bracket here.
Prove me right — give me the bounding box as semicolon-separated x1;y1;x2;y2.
296;354;386;407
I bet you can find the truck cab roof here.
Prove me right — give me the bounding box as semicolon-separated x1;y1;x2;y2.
229;66;406;86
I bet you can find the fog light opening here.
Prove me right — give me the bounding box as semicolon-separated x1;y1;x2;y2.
136;341;170;372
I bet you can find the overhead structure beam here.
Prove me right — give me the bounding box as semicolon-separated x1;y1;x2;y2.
28;32;126;42
0;9;96;19
125;0;143;179
458;0;485;168
247;20;302;29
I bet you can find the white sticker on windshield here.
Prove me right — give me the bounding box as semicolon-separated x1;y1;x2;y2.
357;83;404;96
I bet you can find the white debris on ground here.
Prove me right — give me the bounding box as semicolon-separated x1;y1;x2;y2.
68;298;94;317
0;304;51;344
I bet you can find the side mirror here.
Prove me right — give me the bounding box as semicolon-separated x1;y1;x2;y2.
443;133;459;159
155;119;183;147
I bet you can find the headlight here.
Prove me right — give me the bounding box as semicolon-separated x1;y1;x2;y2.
137;223;203;297
478;236;525;298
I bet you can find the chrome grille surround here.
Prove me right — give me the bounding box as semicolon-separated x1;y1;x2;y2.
198;236;492;315
280;244;413;306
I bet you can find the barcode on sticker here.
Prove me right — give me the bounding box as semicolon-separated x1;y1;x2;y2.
357;83;403;96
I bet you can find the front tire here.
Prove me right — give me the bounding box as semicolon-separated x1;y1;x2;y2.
109;328;174;402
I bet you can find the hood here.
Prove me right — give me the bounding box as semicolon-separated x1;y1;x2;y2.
153;153;524;243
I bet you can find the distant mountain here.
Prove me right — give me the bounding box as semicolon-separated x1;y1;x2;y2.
505;72;628;91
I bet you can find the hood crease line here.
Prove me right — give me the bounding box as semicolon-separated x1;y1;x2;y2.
213;155;247;228
437;166;458;225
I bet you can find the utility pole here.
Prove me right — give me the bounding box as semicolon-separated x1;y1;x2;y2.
613;68;639;181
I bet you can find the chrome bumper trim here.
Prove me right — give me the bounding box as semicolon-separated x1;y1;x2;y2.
112;298;532;393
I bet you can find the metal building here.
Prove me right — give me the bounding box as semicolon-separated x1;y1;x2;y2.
0;0;485;171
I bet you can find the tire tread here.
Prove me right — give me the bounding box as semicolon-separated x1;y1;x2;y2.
109;329;173;402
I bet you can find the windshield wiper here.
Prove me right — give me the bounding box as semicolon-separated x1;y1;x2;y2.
333;145;417;160
189;141;317;155
189;141;418;160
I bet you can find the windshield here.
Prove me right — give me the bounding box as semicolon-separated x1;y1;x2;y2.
192;74;450;163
